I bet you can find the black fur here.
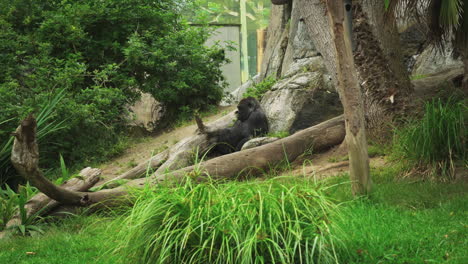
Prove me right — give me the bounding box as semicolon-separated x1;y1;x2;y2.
208;97;268;155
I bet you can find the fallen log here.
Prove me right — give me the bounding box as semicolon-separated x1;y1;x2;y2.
150;115;346;183
0;167;101;238
98;111;237;186
153;111;236;174
9;115;345;211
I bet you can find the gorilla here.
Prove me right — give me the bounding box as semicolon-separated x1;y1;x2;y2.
271;0;291;5
196;97;269;155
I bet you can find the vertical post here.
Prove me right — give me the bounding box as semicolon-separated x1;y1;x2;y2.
344;0;355;51
327;0;371;195
240;0;250;82
256;29;266;73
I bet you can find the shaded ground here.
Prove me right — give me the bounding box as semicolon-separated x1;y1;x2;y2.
289;150;386;179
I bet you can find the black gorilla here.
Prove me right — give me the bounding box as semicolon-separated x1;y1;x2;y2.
196;97;269;155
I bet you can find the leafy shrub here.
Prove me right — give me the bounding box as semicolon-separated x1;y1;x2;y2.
243;76;277;99
0;91;67;185
0;0;227;182
392;98;466;178
110;177;340;264
0;185;18;231
0;183;39;235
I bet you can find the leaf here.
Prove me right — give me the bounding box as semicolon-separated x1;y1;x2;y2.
384;0;390;10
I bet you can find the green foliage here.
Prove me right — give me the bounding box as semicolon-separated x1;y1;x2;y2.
0;185;17;230
392;98;466;178
110;177;340;264
409;74;427;80
0;0;227;182
0;90;67;185
267;130;290;138
124;26;229;118
190;0;271;29
243;76;276;99
388;0;467;55
0;183;40;235
8;184;45;236
367;144;387;158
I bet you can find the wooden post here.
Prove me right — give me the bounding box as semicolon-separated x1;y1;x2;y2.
240;0;250;82
326;0;372;195
256;29;266;73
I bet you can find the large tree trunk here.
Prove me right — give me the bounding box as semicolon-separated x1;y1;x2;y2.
352;1;413;140
463;58;468;91
296;0;412;122
326;0;371;195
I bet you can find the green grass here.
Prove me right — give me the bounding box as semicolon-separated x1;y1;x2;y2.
109;177;341;264
267;131;290;139
325;167;468;264
0;215;119;264
392;97;466;179
0;166;466;264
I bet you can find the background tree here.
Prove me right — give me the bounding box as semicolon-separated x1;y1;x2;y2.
387;0;468;90
0;0;227;185
267;0;413;138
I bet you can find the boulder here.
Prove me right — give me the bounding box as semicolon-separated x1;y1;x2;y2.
283;57;324;78
128;92;165;133
412;44;463;76
221;74;261;106
261;71;342;134
281;1;320;77
398;23;426;71
241;137;279;150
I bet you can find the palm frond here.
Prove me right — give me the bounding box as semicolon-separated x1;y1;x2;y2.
453;0;468;56
387;0;465;52
0;89;68;184
439;0;461;27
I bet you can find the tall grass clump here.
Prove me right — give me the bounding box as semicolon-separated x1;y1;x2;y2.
110;177;341;264
393;98;466;178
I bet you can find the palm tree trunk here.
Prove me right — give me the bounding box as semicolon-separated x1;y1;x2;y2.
352;1;412;140
463;58;468;91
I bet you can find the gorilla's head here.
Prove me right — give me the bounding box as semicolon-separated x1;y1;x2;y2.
236;97;259;122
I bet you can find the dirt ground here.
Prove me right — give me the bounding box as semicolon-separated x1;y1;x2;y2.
97;106;235;181
287;148;386;179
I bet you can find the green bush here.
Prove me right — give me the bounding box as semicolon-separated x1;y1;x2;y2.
392;98;466;178
0;0;227;182
110;177;340;264
243;76;276;99
0;183;39;234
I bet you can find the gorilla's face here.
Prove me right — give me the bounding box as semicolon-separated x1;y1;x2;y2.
236;98;256;122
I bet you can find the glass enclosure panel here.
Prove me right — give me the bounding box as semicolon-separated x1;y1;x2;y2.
186;0;271;81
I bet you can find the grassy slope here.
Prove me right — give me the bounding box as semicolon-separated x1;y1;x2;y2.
0;165;466;264
0;216;120;264
327;167;468;264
